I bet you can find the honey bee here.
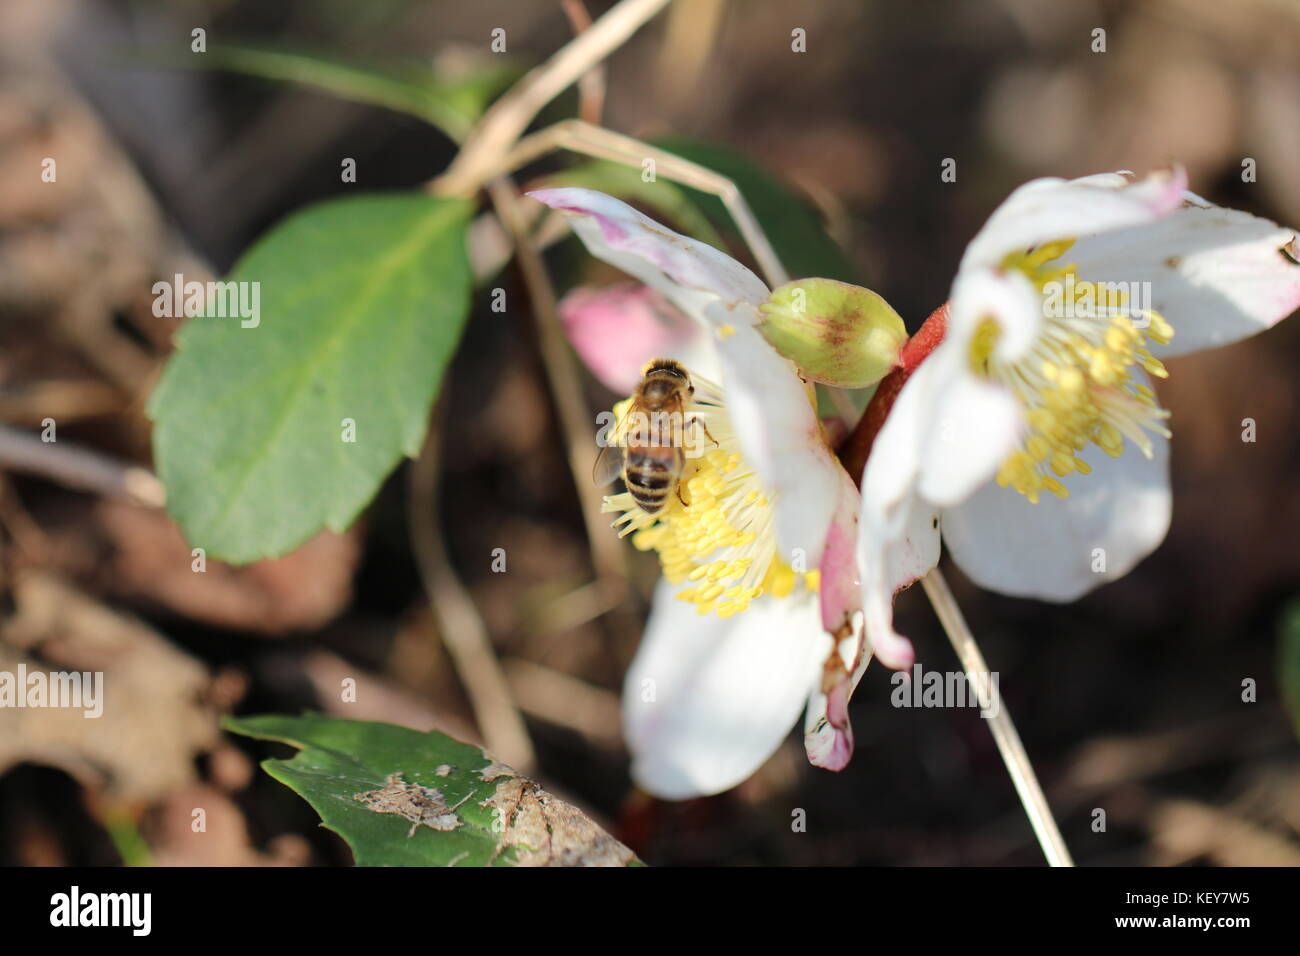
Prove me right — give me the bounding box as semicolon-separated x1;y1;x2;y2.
594;358;709;514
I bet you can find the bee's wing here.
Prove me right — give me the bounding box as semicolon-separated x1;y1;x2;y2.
592;442;626;488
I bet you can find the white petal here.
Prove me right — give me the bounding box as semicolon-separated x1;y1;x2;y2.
960;168;1187;272
914;353;1025;508
858;359;947;569
857;488;943;671
884;487;945;597
1072;203;1300;358
622;581;830;799
940;431;1172;602
864;346;1023;511
714;324;841;564
947;266;1045;364
527;188;770;321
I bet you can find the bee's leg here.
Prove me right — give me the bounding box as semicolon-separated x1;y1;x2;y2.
491;119;789;288
693;416;719;448
674;447;691;508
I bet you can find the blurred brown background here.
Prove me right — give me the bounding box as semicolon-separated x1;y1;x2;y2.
0;0;1297;866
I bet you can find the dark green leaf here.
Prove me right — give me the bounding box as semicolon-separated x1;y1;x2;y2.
163;43;518;141
653;136;863;284
1281;601;1300;739
537;137;861;284
149;194;472;563
224;714;639;866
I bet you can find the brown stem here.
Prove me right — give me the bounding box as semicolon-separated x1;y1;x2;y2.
431;0;670;197
560;0;606;125
837;302;949;483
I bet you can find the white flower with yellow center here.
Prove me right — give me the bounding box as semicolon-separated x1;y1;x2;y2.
860;169;1300;660
529;188;927;798
604;378;809;620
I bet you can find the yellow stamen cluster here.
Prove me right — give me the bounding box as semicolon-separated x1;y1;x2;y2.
979;239;1176;503
603;391;816;617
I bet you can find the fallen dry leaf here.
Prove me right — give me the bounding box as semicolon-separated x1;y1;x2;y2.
0;571;222;800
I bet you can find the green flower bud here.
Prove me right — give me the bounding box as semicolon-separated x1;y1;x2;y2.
758;278;907;388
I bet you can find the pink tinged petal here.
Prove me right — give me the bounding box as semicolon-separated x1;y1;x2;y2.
557;284;719;393
804;680;855;770
622;581;831;800
859;490;940;670
526;188;770;325
803;472;869;772
856;364;944;670
940;423;1172;602
803;623;870;771
959;168;1188;272
1071;203;1300;358
818;471;864;634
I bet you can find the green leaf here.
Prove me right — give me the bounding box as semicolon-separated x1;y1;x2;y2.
149;194;472;563
224;714;639;866
1281;601;1300;739
163;43;518;141
652;136;863;284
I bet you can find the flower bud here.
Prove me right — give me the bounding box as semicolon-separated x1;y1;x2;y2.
758;278;907;388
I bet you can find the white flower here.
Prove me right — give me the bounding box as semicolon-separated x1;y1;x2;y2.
859;169;1300;660
529;188;923;796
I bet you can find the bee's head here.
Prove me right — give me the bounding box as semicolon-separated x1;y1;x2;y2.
641;377;676;401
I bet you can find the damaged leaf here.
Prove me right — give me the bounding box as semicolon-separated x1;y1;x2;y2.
354;772;474;836
224;713;639;866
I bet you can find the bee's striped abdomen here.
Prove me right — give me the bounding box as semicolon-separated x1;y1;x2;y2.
625;447;680;514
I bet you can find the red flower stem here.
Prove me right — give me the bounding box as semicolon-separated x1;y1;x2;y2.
837;302;949;484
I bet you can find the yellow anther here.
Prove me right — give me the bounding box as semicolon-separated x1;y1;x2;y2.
602;388;804;618
763;561;798;599
968;317;1002;373
1145;311;1174;345
1044;476;1069;499
1057;367;1084;392
1050;452;1075;476
977;236;1176;503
